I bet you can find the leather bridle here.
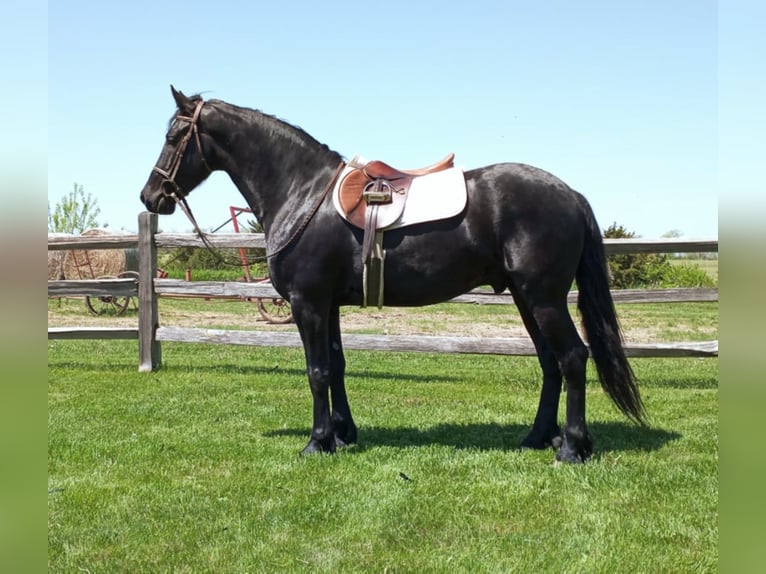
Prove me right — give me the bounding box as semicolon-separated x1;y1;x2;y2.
152;98;211;199
150;98;216;250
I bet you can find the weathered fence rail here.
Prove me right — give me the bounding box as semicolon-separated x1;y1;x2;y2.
47;277;718;305
47;232;719;254
48;213;719;370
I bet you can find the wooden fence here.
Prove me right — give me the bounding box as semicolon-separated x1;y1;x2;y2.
48;212;719;371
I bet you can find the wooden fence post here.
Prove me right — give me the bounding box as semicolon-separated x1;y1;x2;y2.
138;212;161;371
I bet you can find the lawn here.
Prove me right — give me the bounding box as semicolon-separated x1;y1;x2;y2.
48;330;717;571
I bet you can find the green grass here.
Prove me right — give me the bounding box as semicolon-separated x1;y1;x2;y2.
49;339;717;572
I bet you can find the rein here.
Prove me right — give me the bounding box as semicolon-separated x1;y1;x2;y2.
169;156;344;265
263;160;346;260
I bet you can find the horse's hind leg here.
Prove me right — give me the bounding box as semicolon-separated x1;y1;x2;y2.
512;290;563;450
513;279;592;462
530;302;592;463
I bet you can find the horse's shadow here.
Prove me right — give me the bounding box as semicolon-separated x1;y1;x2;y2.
266;421;680;454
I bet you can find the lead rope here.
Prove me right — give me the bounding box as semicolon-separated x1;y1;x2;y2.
170;160;345;266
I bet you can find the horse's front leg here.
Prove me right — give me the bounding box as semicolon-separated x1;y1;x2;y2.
328;305;357;448
292;297;336;455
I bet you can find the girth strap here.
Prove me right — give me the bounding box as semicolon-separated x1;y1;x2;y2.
363;230;385;308
361;198;386;308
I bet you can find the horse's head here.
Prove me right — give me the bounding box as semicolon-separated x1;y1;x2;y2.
140;86;213;215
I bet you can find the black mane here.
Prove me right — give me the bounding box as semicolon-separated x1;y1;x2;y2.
170;91;341;160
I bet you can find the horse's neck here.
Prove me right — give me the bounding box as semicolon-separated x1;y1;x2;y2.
212;104;340;243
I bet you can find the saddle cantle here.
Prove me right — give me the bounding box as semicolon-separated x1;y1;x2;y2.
332;153;467;308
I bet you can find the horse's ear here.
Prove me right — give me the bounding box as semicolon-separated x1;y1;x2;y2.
170;85;194;114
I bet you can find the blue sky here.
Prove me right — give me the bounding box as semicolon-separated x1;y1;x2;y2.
48;1;720;238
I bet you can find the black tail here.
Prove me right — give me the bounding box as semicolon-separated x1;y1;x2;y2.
575;195;646;425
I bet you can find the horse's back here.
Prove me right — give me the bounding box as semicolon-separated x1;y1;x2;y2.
367;163;588;305
466;162;583;212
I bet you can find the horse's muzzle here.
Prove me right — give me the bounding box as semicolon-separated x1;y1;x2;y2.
140;185;177;215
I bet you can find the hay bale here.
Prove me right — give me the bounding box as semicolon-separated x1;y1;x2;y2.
62;228;137;279
48;233;71;280
48;251;67;280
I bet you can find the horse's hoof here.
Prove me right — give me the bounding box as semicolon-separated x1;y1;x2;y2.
520;428;562;450
300;438;335;456
553;427;593;463
334;435;355;449
554;440;592;464
333;425;357;449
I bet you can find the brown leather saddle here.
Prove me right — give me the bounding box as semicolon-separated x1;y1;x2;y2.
337;153;455;229
336;153;455;308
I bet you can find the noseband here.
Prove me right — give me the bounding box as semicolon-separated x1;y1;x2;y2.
153;98;211;199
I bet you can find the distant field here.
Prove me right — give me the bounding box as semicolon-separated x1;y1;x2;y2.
48;296;718;344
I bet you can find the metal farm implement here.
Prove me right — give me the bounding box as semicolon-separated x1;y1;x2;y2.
226;206;293;324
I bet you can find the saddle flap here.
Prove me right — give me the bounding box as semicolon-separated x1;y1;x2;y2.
338;169;368;215
342;179;408;230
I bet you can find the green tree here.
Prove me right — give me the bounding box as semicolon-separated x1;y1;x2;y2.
48;183;105;234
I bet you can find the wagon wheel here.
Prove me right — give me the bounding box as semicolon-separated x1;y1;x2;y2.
254;278;293;324
85;274;133;316
256;296;294;324
119;271;140;311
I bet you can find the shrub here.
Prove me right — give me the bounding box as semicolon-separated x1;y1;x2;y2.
603;223;667;288
603;223;715;289
656;263;716;288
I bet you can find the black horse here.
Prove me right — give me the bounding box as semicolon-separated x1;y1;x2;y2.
140;86;645;463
